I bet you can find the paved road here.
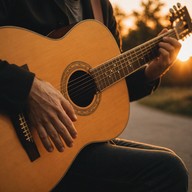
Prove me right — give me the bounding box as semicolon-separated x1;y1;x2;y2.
119;102;192;191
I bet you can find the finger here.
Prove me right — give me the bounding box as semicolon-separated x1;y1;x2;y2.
61;98;77;121
159;48;171;67
159;42;175;61
163;37;182;52
159;42;175;53
35;124;54;152
51;114;75;147
43;121;65;152
160;38;181;63
57;109;77;139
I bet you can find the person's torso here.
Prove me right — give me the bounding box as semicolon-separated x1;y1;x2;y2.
2;0;94;35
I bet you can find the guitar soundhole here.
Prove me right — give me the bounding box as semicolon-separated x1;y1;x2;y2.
68;70;97;107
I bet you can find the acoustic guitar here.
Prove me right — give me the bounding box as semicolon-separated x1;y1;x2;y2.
0;4;191;192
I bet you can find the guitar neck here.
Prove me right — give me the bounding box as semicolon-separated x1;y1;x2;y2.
91;28;178;91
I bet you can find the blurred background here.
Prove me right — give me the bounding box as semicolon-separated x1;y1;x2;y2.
109;0;192;190
110;0;192;117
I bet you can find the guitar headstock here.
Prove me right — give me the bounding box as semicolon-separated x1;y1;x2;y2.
170;3;192;40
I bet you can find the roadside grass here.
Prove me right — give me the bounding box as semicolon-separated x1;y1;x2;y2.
139;87;192;117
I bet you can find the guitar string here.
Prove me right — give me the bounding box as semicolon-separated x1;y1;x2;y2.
59;30;177;98
52;30;176;98
61;29;176;91
49;29;172;92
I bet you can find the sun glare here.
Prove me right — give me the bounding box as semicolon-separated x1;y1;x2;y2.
178;36;192;62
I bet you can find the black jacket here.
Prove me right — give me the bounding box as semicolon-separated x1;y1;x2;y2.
0;0;159;113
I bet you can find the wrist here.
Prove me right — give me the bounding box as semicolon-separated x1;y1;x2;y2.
29;77;40;99
144;64;161;82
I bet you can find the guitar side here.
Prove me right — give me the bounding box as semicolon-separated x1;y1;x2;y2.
0;20;129;191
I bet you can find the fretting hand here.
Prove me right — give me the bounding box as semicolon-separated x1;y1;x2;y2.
145;29;182;81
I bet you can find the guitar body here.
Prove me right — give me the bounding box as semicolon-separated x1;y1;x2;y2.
0;20;129;191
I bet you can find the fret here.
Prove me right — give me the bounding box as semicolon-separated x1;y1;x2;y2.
121;55;129;76
128;50;134;66
92;29;178;91
100;64;109;89
120;55;128;77
111;60;119;82
127;52;135;73
148;44;155;60
115;58;123;79
139;46;147;65
101;64;111;89
118;68;124;79
133;49;141;69
140;44;148;62
122;56;130;75
107;71;115;86
92;65;105;91
110;71;119;84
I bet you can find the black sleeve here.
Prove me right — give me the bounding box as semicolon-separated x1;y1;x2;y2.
0;60;35;113
0;0;35;113
106;0;160;102
0;0;15;25
126;66;160;101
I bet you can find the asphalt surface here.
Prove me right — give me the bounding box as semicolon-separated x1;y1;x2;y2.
119;102;192;191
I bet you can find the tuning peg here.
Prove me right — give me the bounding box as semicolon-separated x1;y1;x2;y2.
169;8;175;14
173;5;177;11
177;3;181;8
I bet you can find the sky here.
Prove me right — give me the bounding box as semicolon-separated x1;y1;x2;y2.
109;0;192;61
109;0;192;15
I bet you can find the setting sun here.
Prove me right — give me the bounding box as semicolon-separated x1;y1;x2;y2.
110;0;192;62
178;36;192;62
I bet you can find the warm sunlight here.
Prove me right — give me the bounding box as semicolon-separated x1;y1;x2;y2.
110;0;192;62
178;36;192;62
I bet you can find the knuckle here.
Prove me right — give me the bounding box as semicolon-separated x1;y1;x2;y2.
164;52;169;57
42;119;50;126
170;46;175;52
58;127;67;136
58;128;73;144
64;118;73;128
49;131;58;139
52;104;61;113
48;113;58;122
39;133;48;141
63;98;72;108
178;43;182;49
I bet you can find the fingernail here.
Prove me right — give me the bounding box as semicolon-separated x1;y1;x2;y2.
48;147;54;152
73;133;77;138
73;114;77;120
69;143;74;148
60;147;65;152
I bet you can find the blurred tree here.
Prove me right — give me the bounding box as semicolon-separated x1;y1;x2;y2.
113;5;127;36
122;0;168;51
112;0;192;87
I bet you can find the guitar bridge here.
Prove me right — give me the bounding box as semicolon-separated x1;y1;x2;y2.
10;112;40;162
18;113;33;142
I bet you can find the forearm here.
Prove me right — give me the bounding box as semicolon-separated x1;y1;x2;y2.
0;60;35;113
126;66;160;102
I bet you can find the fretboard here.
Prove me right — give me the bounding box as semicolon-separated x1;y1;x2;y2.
91;29;178;91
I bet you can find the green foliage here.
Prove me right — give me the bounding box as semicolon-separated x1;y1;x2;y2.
139;87;192;117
